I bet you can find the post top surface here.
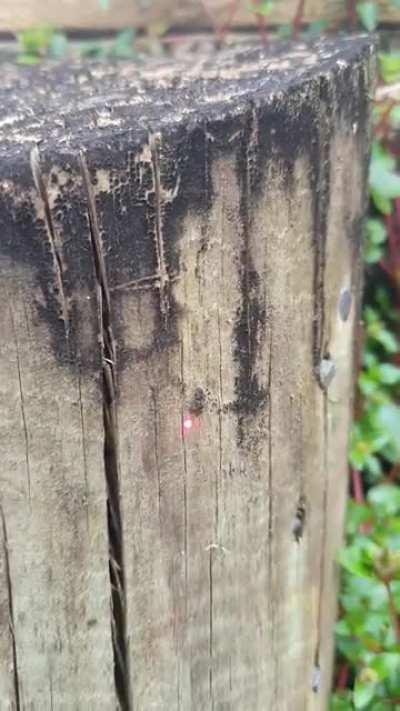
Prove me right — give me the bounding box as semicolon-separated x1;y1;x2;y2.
0;36;372;161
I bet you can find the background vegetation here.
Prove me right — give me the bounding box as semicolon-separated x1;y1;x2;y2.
332;32;400;711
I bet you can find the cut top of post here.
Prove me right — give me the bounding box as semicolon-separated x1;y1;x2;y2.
0;36;373;163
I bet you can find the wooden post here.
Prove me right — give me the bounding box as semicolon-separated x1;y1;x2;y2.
0;37;373;710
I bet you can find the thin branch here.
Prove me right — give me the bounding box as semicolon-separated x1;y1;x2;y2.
347;0;357;30
292;0;307;39
351;469;364;502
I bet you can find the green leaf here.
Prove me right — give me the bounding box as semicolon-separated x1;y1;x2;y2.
17;25;54;56
379;52;400;83
17;53;40;64
357;1;379;31
353;675;378;708
247;0;274;15
371;165;400;199
359;372;379;396
346;500;371;535
256;0;274;15
335;618;352;636
111;28;136;58
390;104;400;128
366;219;387;246
368;484;400;516
376;330;399;353
48;32;68;59
376;364;400;385
371;192;392;215
369;652;400;680
330;691;353;710
373;405;400;460
365;455;383;479
338;543;377;579
277;22;292;38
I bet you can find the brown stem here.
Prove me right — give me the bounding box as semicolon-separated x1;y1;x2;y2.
211;0;241;43
336;663;349;690
255;10;268;45
292;0;306;39
388;464;400;482
351;469;364;503
347;0;357;30
199;0;219;35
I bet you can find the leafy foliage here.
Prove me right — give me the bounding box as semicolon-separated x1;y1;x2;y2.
332;23;400;711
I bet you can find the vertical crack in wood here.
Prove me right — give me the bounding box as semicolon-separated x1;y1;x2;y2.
77;373;90;532
48;665;55;711
313;392;329;688
149;133;170;324
79;152;131;710
234;105;267;442
150;387;162;530
0;505;21;711
30;146;70;340
179;340;189;605
312;80;333;677
217;310;223;542
267;325;278;706
9;307;31;503
312;81;331;379
209;546;214;709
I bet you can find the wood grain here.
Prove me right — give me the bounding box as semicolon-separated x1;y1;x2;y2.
0;37;373;709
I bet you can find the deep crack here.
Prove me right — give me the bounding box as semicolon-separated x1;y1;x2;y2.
79;152;131;710
1;506;21;711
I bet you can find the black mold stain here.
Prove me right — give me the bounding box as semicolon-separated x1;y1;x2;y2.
187;387;206;416
233;106;267;446
0;153;100;374
310;75;333;375
292;496;307;542
0;47;372;382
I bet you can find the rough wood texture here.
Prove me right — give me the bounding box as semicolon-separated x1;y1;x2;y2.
0;37;373;710
0;0;398;31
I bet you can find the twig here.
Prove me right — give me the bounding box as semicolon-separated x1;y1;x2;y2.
255;11;268;45
351;469;365;503
292;0;306;39
336;662;349;690
347;0;357;30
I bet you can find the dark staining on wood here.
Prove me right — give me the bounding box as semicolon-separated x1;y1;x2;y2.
292;496;307;543
310;75;333;384
79;153;131;711
233;106;267;447
0;506;21;710
0;39;372;376
338;288;352;322
30;146;70;342
148;132;173;326
0;37;373;709
187;387;206;416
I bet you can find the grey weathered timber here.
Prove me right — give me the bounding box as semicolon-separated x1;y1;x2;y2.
0;37;373;710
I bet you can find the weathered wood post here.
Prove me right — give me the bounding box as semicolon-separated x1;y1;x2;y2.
0;37;373;710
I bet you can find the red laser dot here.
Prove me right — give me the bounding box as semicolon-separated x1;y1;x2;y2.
183;417;193;431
